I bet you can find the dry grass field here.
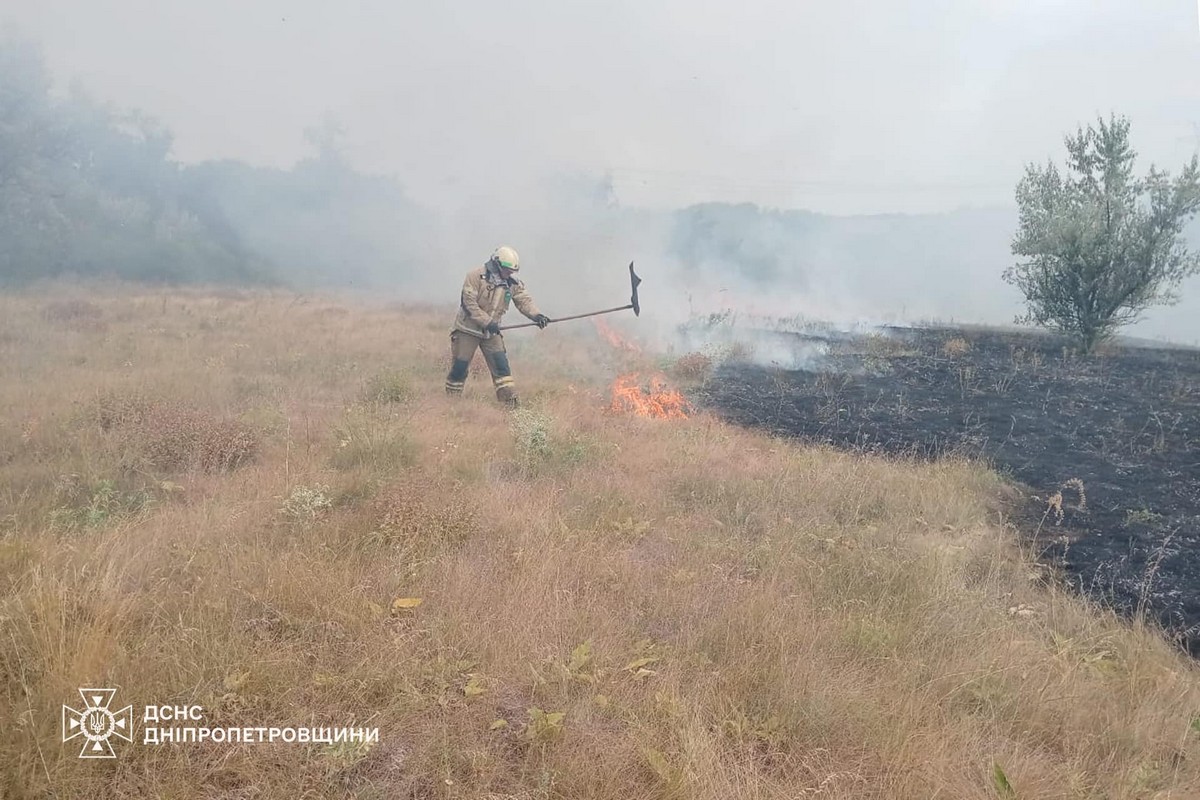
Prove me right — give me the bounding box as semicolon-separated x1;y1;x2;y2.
3;286;1200;799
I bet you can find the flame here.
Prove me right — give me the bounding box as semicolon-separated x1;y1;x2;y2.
593;318;642;353
609;372;692;419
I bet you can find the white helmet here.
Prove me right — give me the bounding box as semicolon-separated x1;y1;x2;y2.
490;245;520;272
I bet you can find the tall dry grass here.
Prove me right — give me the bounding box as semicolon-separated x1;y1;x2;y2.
1;286;1199;799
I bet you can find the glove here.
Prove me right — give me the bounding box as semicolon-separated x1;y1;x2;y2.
484;322;501;335
533;314;551;329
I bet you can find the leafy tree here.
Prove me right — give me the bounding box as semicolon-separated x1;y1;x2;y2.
1005;115;1200;351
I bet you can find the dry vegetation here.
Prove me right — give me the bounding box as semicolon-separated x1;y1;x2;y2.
3;286;1200;799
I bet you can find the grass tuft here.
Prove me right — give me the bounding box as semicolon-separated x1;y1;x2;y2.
668;352;714;382
361;369;414;405
510;407;554;469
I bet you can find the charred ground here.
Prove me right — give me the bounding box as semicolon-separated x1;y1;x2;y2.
696;325;1200;652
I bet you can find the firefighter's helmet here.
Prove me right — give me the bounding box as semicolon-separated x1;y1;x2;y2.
490;245;520;272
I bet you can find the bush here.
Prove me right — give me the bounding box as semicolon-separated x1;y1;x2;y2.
137;406;258;472
510;408;553;469
90;391;154;431
365;479;477;559
281;484;334;522
361;370;413;404
49;476;155;532
88;393;258;472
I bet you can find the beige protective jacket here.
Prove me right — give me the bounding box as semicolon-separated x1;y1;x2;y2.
452;265;543;338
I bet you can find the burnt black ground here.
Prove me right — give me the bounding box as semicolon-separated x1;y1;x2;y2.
695;326;1200;652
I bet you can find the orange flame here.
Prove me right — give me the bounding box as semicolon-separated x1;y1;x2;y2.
593;318;642;353
609;372;692;419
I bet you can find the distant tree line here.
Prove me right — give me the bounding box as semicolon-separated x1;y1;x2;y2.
0;33;432;290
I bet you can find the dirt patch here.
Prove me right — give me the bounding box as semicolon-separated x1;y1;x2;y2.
697;326;1200;652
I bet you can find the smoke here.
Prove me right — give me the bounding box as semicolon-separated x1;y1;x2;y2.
605;203;1020;370
413;183;1019;371
5;21;1200;347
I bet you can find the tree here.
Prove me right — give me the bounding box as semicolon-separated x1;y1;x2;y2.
0;31;273;287
1004;115;1200;352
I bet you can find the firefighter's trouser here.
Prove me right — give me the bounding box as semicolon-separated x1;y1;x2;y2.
445;331;517;403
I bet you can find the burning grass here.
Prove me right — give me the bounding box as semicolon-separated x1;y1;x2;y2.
592;317;642;354
3;289;1200;798
608;372;693;419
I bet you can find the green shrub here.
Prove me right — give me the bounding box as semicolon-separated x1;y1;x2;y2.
49;477;155;532
510;408;553;469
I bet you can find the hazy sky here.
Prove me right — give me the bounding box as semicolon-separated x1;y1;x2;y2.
5;0;1200;343
6;0;1199;215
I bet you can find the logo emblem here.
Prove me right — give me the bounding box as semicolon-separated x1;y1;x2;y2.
62;688;133;758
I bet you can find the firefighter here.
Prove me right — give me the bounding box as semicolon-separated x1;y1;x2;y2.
445;246;551;406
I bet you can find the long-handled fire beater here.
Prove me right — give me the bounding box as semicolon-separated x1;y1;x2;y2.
500;262;641;331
